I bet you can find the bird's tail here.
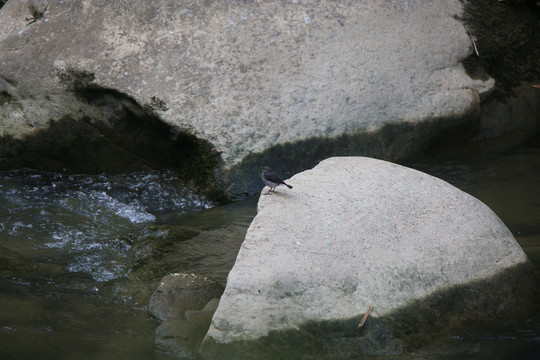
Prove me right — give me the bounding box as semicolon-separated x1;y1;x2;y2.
284;182;293;189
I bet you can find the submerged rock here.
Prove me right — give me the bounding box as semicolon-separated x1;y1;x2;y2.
200;157;538;359
148;273;223;321
155;298;220;358
124;225;200;275
149;273;223;358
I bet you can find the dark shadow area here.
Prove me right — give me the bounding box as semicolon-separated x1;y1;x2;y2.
385;261;540;352
460;0;540;99
0;69;227;202
223;111;481;198
0;63;484;202
200;261;540;360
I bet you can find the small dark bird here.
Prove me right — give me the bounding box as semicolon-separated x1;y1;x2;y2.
261;165;293;194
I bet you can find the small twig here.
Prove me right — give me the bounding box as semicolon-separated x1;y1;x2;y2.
357;304;373;329
467;30;479;56
25;16;36;26
533;84;540;89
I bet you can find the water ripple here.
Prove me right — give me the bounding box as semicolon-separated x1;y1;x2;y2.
0;169;214;282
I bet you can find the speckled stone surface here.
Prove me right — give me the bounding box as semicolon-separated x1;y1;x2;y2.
0;0;493;168
203;157;530;354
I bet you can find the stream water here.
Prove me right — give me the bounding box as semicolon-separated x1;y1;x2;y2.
0;137;539;359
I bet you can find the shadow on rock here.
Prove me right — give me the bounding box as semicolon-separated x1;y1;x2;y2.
224;112;481;198
0;75;226;202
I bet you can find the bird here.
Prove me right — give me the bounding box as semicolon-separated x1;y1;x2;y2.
261;165;293;195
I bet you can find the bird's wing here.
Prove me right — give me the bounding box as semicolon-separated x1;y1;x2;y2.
265;172;285;183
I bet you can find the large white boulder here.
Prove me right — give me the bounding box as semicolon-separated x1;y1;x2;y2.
201;157;537;358
0;0;492;170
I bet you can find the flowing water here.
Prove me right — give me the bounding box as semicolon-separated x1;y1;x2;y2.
0;137;539;359
0;169;255;360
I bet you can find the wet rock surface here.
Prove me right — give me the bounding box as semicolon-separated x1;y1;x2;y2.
155;298;220;358
148;273;223;321
149;273;223;358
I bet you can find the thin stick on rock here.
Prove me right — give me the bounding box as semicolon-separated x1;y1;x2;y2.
468;30;479;56
357;304;373;329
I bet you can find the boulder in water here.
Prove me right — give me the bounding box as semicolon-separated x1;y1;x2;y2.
201;157;538;358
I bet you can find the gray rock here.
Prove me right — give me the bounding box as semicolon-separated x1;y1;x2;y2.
200;157;538;358
155;298;220;358
186;298;220;321
148;273;223;321
475;82;540;140
0;0;493;171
